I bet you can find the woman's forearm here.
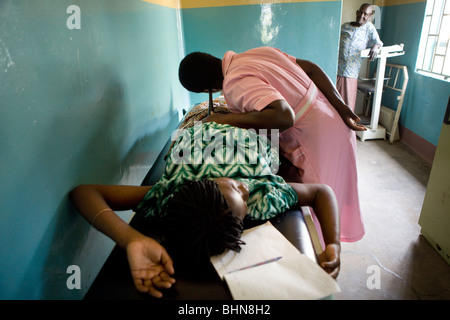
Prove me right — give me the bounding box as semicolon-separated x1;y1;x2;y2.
89;206;144;250
312;185;340;247
296;59;351;118
69;185;151;249
204;99;294;132
289;183;340;247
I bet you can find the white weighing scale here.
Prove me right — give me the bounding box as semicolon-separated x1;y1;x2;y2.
356;44;405;141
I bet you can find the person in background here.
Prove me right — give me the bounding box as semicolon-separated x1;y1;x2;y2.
337;3;383;111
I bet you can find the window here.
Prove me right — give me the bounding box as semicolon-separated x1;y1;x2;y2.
416;0;450;81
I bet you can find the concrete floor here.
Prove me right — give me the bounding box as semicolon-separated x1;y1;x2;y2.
334;139;450;300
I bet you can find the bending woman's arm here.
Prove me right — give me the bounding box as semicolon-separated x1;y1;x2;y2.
69;185;175;297
203;99;294;132
296;59;366;132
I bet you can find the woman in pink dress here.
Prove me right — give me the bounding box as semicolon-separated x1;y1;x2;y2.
179;46;366;243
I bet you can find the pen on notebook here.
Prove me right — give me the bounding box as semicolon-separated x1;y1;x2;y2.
228;256;283;274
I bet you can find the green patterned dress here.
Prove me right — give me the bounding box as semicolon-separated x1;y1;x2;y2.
135;122;298;221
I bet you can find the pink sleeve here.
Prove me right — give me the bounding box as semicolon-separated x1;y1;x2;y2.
269;47;298;66
224;47;299;113
224;75;285;112
273;47;298;65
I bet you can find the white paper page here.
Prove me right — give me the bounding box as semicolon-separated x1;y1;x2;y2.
223;255;341;300
210;221;301;279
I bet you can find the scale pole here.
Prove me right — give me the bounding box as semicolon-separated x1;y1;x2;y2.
370;53;387;130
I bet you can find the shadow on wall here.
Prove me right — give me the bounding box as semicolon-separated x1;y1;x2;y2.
14;79;181;299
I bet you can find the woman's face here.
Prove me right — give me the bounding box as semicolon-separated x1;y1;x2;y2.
214;177;249;221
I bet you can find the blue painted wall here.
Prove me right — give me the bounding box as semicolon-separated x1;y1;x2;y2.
181;1;342;104
0;0;188;299
378;2;450;146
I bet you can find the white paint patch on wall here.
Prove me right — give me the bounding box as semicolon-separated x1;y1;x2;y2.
0;38;15;72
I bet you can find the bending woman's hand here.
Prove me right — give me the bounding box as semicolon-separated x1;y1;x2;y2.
318;243;341;279
341;109;367;131
126;236;176;298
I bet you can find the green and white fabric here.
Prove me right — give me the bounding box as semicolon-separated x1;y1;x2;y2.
136;122;298;220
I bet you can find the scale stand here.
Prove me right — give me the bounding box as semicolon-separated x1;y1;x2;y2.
356;44;405;141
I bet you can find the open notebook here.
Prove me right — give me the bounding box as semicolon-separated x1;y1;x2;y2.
210;221;340;300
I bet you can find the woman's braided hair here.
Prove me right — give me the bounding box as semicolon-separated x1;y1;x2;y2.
161;179;245;267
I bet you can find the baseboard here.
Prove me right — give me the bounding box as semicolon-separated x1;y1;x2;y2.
399;125;436;165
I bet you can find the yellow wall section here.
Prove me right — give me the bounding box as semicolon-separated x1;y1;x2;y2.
375;0;426;6
141;0;180;8
143;0;427;8
142;0;338;9
180;0;336;8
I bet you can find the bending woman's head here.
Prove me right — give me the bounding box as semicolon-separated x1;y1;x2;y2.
162;178;245;267
178;52;224;93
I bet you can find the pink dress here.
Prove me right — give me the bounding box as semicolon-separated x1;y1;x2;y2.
222;47;364;242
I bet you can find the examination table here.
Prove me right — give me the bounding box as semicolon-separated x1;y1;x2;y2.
84;139;320;300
